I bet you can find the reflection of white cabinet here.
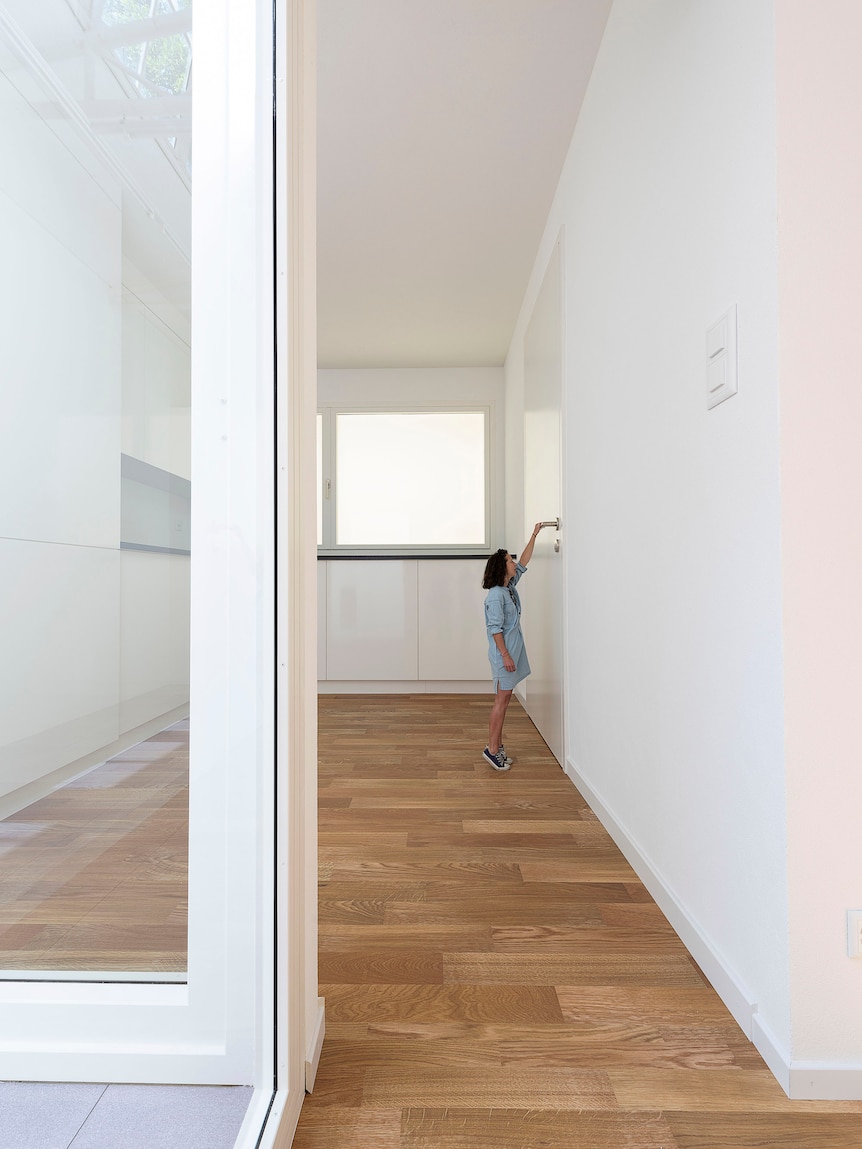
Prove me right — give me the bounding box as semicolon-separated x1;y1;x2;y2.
326;560;418;680
318;558;490;688
417;560;488;679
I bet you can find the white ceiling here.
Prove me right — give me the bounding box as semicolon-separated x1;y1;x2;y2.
316;0;612;369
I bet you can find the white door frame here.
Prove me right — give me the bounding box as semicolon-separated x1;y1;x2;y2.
522;231;566;765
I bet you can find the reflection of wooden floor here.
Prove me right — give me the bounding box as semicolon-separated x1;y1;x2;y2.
295;694;862;1149
0;721;188;973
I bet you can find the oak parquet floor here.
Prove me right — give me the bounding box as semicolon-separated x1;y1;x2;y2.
0;720;188;972
295;694;862;1149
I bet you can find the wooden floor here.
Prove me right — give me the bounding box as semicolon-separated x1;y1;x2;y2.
0;721;188;972
296;694;862;1149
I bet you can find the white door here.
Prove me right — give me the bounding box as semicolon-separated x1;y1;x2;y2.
523;239;564;764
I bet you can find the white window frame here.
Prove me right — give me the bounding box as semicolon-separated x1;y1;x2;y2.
0;0;280;1096
317;403;494;556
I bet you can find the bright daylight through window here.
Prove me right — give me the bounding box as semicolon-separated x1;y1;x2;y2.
318;410;489;550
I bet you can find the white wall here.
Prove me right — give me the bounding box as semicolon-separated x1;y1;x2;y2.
777;0;862;1083
120;261;191;737
0;65;122;550
121;262;191;480
0;62;124;803
506;0;789;1058
120;550;190;732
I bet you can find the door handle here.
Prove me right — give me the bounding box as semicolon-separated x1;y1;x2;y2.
540;518;561;530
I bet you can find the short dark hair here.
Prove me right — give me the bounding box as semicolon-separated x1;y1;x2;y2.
482;549;509;589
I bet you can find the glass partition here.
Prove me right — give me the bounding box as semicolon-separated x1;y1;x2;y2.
0;0;191;979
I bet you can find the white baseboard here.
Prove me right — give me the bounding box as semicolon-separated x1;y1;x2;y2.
565;755;862;1100
751;1013;791;1095
787;1063;862;1101
305;998;325;1092
318;681;490;694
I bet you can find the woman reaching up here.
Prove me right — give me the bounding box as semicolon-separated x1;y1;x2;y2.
481;522;548;771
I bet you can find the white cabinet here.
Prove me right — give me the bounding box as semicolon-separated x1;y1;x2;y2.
326;560;418;680
417;560;488;680
319;558;491;686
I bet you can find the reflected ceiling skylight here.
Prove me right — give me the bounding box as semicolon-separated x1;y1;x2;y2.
101;0;191;99
87;0;192;175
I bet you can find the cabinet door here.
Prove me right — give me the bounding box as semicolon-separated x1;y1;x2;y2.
417;560;488;680
317;560;327;679
326;561;418;680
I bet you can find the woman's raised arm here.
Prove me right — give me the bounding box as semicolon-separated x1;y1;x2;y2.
518;522;546;568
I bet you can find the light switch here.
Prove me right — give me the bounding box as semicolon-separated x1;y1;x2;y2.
707;356;726;396
707;318;728;360
706;304;737;409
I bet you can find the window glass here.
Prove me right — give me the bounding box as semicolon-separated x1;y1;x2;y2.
334;412;486;547
0;0;190;980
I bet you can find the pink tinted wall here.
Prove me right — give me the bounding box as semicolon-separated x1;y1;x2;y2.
778;0;862;1080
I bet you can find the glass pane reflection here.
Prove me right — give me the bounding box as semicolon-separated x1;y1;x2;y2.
0;0;191;978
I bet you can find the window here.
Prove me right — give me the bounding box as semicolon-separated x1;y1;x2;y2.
318;407;491;552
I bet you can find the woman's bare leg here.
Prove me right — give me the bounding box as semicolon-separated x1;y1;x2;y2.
489;687;513;753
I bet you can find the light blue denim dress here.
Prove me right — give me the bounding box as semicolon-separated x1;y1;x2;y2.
484;562;531;692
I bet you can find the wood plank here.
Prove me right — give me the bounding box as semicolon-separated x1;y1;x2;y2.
363;1065;616;1108
318;950;444;984
319;1028;751;1071
319;925;493;952
323;861;525;884
381;898;607;928
608;1069;862;1113
320;983;565;1024
520;859;641;883
463;819;614;843
556;985;740;1026
488;924;687;953
291;1107;401;1149
666;1112;862;1148
445;953;705;987
399;1108;677;1149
